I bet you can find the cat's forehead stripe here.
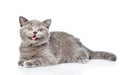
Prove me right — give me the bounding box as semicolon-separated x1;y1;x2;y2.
29;20;42;25
26;20;45;27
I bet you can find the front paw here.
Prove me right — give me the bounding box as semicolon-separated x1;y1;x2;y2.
18;59;26;66
23;60;39;68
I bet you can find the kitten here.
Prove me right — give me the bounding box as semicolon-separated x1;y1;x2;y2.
18;16;117;68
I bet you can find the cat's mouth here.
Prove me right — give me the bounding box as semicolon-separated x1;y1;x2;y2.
28;35;40;41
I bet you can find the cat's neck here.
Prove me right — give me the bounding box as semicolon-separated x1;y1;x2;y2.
29;42;48;47
21;41;49;48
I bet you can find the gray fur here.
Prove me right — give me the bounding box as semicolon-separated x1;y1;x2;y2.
18;16;117;68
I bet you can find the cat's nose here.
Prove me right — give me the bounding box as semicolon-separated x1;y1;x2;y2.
33;32;37;34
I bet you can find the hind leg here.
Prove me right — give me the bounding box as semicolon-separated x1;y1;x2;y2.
77;56;89;64
75;48;89;64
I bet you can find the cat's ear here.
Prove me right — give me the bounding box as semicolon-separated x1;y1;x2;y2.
19;16;28;27
43;19;51;29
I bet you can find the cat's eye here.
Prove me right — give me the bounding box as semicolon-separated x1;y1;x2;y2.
38;28;43;32
27;27;33;31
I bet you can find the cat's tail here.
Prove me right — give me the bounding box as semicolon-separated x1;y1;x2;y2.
88;50;117;61
83;46;117;61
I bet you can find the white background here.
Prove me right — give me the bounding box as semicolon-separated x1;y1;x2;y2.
0;0;120;75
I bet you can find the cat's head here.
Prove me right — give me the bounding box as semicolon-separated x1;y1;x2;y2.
19;16;51;45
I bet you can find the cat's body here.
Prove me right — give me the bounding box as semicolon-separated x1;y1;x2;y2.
18;16;116;68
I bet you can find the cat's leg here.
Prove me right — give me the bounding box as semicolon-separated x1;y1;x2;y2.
75;49;89;64
23;59;40;68
18;59;26;66
77;56;89;64
23;58;57;68
23;53;57;68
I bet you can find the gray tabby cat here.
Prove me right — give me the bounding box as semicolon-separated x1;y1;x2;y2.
18;16;117;68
